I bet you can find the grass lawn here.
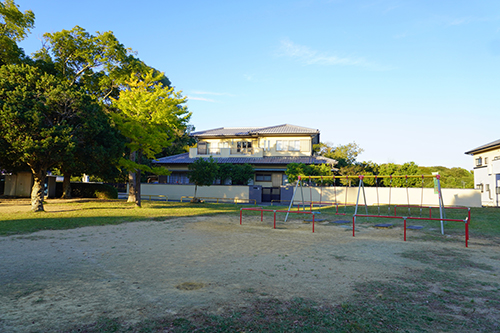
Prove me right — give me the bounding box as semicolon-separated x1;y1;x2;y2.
1;199;500;332
1;199;498;239
0;199;241;236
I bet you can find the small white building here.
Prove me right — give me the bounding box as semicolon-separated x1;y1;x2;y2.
465;139;500;207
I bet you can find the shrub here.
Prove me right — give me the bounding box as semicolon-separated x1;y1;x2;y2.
55;182;118;199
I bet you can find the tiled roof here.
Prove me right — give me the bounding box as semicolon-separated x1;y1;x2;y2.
191;124;319;137
153;153;336;166
464;139;500;155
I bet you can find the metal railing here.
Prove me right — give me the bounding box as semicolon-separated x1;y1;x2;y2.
180;196;256;205
140;194;168;201
197;148;221;155
230;148;253;155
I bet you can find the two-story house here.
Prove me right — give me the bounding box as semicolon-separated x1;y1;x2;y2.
464;139;500;207
153;124;336;201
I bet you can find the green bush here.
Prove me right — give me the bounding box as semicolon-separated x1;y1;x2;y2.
55;182;118;199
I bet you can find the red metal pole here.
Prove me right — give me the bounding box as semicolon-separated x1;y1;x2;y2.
240;209;242;225
404;218;407;241
352;215;355;237
465;221;469;248
274;211;276;229
261;209;263;221
312;213;315;233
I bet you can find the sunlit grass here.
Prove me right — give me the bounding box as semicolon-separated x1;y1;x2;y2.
1;199;499;240
0;200;241;236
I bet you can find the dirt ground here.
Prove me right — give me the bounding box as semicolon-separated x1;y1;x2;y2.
0;214;499;332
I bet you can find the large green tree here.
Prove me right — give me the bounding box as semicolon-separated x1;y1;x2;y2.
0;64;104;211
285;163;333;185
33;25;171;196
314;142;364;168
111;70;191;207
188;157;219;201
56;104;125;198
33;26;170;101
0;0;34;66
230;164;254;185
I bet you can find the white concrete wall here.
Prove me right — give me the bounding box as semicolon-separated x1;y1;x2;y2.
293;186;481;207
139;183;481;207
140;184;250;201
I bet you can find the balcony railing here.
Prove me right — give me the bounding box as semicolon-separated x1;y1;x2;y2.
190;147;262;158
231;148;253;155
197;148;221;155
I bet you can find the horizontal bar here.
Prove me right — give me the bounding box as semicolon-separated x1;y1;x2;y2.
354;214;467;223
241;208;318;215
299;175;438;179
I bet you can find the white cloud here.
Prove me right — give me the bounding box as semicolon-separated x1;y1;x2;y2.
243;74;254;81
444;15;500;26
277;39;392;71
188;96;216;102
191;91;234;96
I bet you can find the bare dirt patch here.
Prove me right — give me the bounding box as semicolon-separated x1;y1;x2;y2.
0;215;499;332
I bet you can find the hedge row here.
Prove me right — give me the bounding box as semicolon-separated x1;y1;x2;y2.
55;182;118;199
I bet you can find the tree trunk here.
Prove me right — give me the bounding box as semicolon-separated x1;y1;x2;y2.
127;151;137;203
61;172;72;199
135;150;142;208
30;168;46;212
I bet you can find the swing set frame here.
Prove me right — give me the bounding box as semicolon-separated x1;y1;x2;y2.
287;174;471;247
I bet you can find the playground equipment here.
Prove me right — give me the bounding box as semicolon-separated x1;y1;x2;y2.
287;174;471;247
239;207;321;232
239;174;470;247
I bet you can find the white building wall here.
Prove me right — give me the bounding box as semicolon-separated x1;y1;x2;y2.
139;184;481;207
293;187;481;207
140;184;250;201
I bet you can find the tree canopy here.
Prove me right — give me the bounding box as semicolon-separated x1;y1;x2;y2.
0;64;103;211
188;157;219;201
111;70;191;206
0;0;34;66
0;1;194;211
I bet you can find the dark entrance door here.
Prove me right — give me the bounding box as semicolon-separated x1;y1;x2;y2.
262;187;280;203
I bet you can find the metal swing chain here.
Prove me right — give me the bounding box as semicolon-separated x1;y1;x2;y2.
344;175;349;215
319;176;323;205
388;176;392;215
406;176;411;217
420;175;424;218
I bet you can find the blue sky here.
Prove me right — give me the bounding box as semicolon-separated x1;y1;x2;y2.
16;0;500;170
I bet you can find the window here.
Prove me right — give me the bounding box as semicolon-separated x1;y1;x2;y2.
276;140;286;151
485;157;488;164
256;173;272;182
237;141;252;152
476;183;484;192
289;140;300;151
475;157;482;167
198;142;207;155
167;173;191;185
260;140;271;151
277;140;300;151
218;142;229;148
